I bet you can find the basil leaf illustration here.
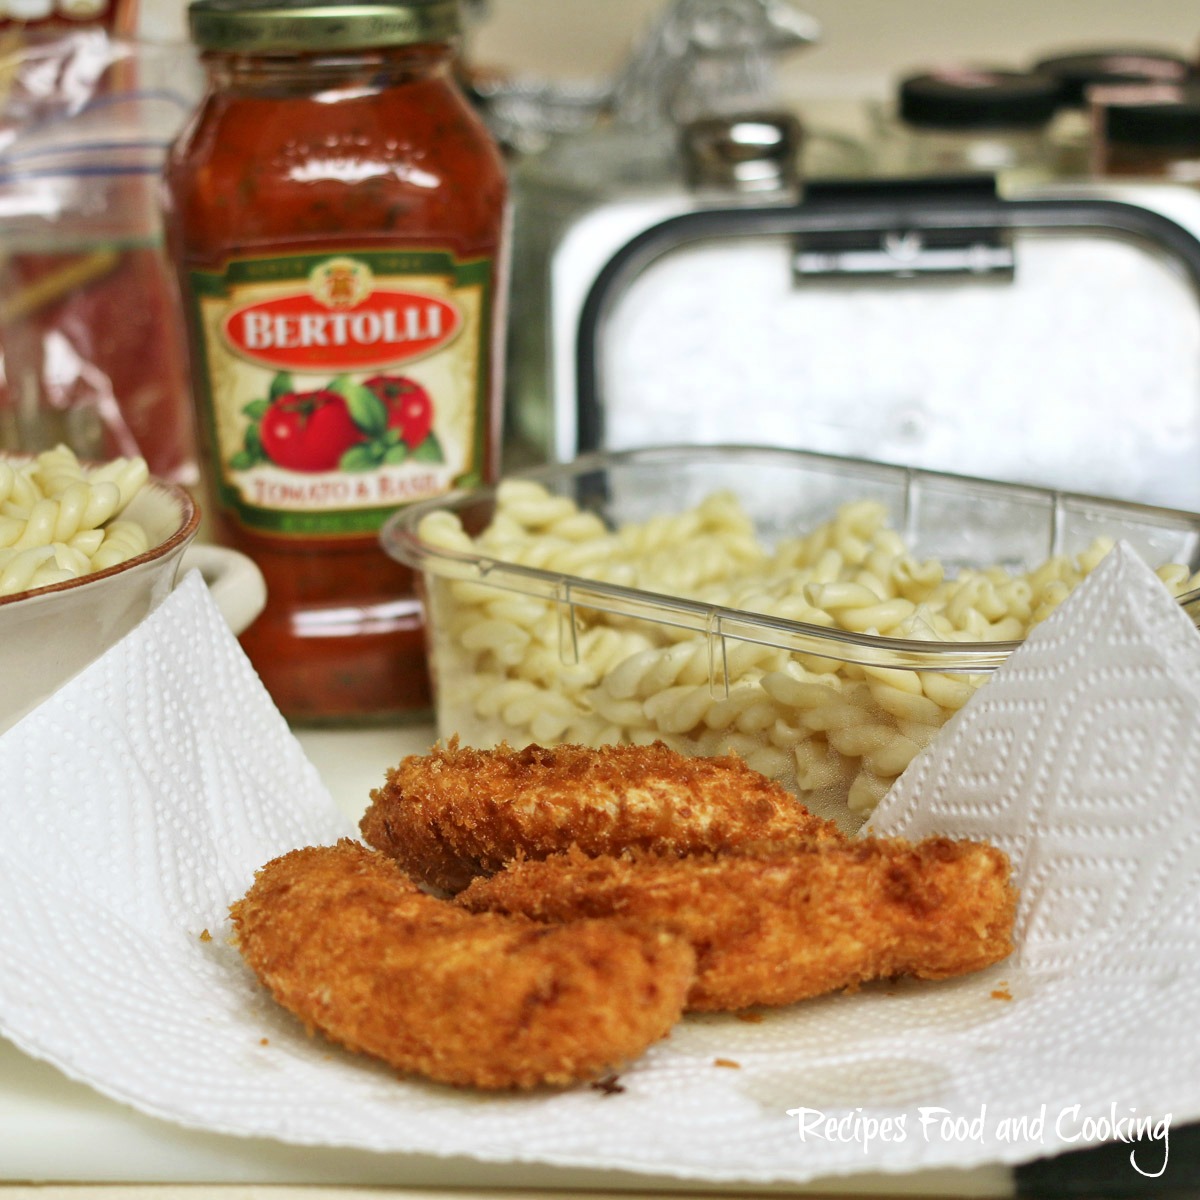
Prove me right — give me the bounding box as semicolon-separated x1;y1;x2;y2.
384;443;409;465
329;374;388;438
340;443;383;472
411;431;444;463
242;398;270;421
268;372;295;401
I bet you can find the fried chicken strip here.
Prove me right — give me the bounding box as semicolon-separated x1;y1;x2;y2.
457;838;1016;1012
230;840;695;1090
360;739;842;893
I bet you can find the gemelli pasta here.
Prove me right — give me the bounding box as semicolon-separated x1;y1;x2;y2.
418;480;1200;827
0;446;150;597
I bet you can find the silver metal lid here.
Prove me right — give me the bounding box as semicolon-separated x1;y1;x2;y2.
681;111;803;192
188;0;460;54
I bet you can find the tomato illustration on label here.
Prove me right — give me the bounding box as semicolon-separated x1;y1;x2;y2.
365;375;435;449
231;371;445;474
259;389;362;472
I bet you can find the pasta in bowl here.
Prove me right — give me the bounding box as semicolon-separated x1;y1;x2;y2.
0;445;264;733
381;445;1200;832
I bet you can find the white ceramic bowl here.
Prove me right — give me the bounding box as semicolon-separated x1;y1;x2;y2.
0;469;266;734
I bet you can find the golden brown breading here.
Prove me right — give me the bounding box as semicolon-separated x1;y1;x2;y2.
229;840;695;1090
457;837;1017;1013
359;739;842;893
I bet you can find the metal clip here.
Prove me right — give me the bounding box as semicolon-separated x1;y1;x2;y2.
791;175;1016;281
793;223;1015;280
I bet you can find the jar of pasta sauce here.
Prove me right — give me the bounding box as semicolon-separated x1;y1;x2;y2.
163;0;508;723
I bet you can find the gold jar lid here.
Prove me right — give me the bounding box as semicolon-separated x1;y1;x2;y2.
188;0;460;54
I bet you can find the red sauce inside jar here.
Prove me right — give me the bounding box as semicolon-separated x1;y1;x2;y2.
163;11;507;724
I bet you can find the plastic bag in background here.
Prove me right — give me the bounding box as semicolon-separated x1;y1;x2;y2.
0;32;203;484
0;0;137;38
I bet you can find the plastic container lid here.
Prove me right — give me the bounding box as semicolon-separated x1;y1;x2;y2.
898;69;1061;129
1103;86;1200;148
1034;48;1194;107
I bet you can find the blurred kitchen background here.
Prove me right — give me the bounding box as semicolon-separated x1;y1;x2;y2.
136;0;1200;96
6;0;1200;499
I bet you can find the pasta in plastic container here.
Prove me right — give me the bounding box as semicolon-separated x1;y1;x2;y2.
380;445;1200;830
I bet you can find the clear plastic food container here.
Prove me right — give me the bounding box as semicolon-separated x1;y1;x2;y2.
381;445;1200;830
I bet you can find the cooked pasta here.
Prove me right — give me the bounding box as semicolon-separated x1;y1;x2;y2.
0;446;150;597
418;481;1200;827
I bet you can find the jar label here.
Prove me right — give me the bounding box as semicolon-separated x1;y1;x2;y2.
188;248;493;536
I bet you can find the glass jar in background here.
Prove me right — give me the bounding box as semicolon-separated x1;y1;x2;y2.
0;0;137;35
496;0;871;463
873;69;1060;190
1032;47;1195;175
1091;84;1200;182
162;0;509;724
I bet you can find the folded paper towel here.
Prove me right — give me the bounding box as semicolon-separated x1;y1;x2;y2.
0;549;1196;1187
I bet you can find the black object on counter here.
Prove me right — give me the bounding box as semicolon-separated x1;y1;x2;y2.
1016;1120;1200;1197
1104;85;1200;150
898;68;1061;128
1034;47;1195;107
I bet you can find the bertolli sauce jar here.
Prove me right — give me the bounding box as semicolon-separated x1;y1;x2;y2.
163;0;508;722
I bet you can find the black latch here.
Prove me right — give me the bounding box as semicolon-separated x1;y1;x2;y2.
792;175;1016;281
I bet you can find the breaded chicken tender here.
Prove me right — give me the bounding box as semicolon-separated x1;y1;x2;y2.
457;837;1017;1012
230;840;695;1090
360;739;842;893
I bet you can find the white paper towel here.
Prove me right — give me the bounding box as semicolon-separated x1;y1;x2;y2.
0;550;1197;1187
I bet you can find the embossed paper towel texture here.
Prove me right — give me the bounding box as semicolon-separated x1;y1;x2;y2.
0;550;1197;1185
